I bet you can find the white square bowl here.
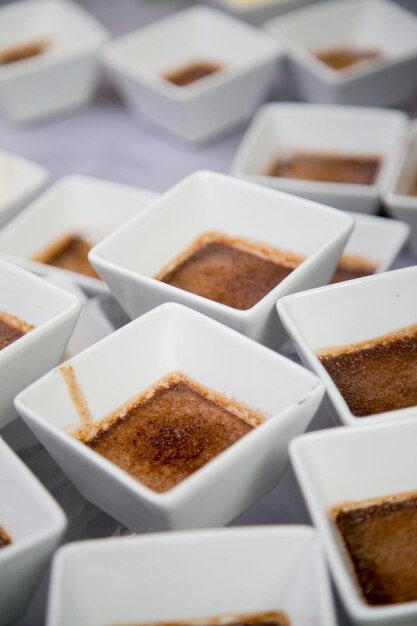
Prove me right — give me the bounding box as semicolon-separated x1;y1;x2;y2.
264;0;417;107
230;103;409;213
0;175;159;297
46;526;336;626
101;6;283;144
277;265;417;426
0;259;81;429
0;0;109;123
384;121;417;256
0;436;66;626
336;211;409;277
210;0;319;26
15;302;324;532
291;419;417;625
0;149;48;228
89;170;354;350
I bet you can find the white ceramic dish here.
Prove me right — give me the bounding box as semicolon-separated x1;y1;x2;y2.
384;121;417;257
291;420;417;625
15;302;324;532
47;526;336;626
277;265;417;426
336;211;409;277
211;0;319;26
102;6;283;144
90;170;353;349
230;103;409;213
0;175;159;297
265;0;417;107
0;436;66;626
0;259;81;429
0;0;109;123
0;150;48;228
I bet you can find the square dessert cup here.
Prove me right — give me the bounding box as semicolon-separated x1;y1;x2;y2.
277;265;417;427
0;149;48;228
291;420;417;625
210;0;318;26
101;6;283;144
264;0;417;107
0;436;66;626
384;121;417;256
89;171;354;350
230;103;409;213
0;259;81;429
15;302;324;532
337;211;409;276
47;526;336;626
0;175;159;297
0;0;109;123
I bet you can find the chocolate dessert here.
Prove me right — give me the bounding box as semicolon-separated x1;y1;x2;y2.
79;373;263;493
156;232;303;310
164;61;223;87
268;152;381;185
315;47;381;71
0;311;33;351
409;174;417;196
318;324;417;417
33;234;98;279
0;526;11;549
331;255;376;284
118;612;290;626
333;492;417;605
0;39;49;65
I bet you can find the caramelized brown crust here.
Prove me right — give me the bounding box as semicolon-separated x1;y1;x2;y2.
156;232;303;310
318;324;417;417
267;152;381;185
333;491;417;605
164;61;223;86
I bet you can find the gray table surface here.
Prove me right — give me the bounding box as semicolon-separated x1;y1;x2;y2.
0;0;416;624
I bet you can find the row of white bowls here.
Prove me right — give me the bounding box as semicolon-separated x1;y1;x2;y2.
1;100;417;248
2;0;417;142
0;166;415;624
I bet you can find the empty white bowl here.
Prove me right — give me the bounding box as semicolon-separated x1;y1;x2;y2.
0;436;66;626
90;170;353;349
230;103;409;213
47;526;336;626
0;259;81;429
384;121;417;256
291;419;417;625
15;302;324;532
0;175;159;296
0;0;109;123
336;211;409;277
265;0;417;107
211;0;319;26
0;149;48;228
102;6;283;143
277;265;417;426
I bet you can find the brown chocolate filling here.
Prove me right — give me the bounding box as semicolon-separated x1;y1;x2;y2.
315;47;382;71
318;324;417;417
117;612;290;626
164;61;223;87
33;234;98;279
156;232;303;310
331;255;376;284
0;526;11;549
267;152;381;185
80;373;263;493
333;492;417;605
0;311;33;351
0;39;49;65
